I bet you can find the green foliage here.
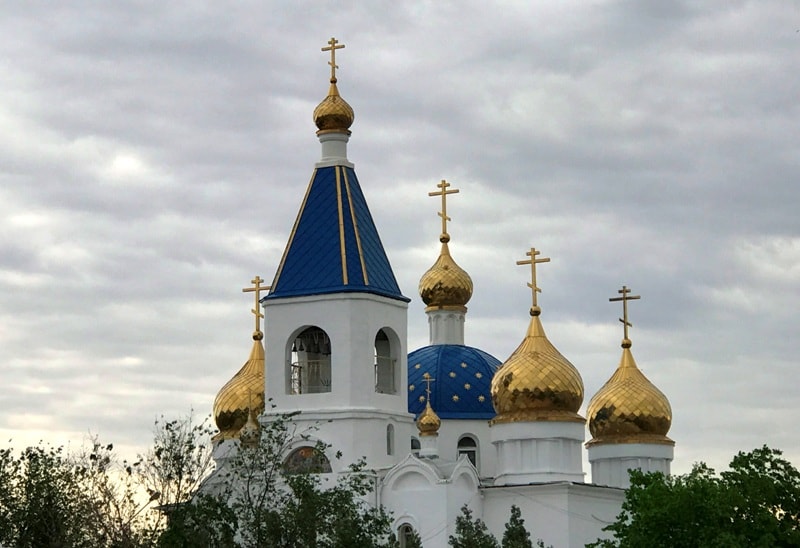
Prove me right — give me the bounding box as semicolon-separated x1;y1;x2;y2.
204;410;394;547
0;444;102;547
395;528;423;548
589;445;800;548
157;494;237;548
449;504;500;548
502;505;533;548
0;413;220;548
409;530;424;548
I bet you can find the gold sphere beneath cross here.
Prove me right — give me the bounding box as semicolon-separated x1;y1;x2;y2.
419;242;473;309
314;82;354;133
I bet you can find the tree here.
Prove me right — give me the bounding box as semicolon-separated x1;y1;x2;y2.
449;504;500;548
0;444;103;548
391;527;423;548
502;505;533;548
76;413;219;547
0;413;220;548
590;445;800;548
1;409;396;547
170;410;395;548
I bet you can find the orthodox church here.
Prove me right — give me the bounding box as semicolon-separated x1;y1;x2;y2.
209;38;675;548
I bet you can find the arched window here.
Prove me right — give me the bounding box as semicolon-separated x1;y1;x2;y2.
457;435;478;468
283;446;332;474
387;424;395;455
398;523;417;548
374;329;397;394
411;437;421;456
289;326;331;394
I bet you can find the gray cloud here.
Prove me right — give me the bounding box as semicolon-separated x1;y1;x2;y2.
1;1;798;476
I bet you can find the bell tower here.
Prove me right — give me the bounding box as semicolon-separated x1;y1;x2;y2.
262;38;414;471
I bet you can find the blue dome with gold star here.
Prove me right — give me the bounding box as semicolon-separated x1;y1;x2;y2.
408;345;501;419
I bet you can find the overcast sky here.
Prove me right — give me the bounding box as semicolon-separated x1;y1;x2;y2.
1;1;798;477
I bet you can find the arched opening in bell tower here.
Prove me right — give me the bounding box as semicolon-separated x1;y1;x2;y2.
374;327;399;394
288;326;332;394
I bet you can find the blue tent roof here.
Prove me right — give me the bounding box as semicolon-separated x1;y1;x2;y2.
408;344;501;420
265;165;408;302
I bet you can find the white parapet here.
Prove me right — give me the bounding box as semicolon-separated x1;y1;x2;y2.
588;442;674;488
491;420;585;485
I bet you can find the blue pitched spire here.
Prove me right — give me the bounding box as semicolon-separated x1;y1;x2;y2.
265;165;408;302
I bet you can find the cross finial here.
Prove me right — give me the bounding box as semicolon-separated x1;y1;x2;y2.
516;247;550;315
609;285;641;345
243;276;270;337
321;37;345;82
422;372;436;403
428;179;459;243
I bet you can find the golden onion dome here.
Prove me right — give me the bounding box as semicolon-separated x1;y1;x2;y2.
419;239;473;310
213;332;266;441
313;78;354;134
586;339;673;446
416;400;442;437
490;309;584;424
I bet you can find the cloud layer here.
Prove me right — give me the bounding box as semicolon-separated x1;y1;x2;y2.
1;1;798;475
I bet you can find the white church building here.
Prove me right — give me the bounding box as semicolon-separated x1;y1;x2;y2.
209;38;675;548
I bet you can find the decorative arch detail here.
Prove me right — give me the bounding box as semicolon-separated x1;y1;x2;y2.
283;445;332;474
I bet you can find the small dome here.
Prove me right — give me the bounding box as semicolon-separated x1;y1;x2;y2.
213;336;265;441
238;408;261;449
313;79;354;134
586;341;673;446
416;401;441;437
419;242;473;310
490;312;584;424
408;345;501;420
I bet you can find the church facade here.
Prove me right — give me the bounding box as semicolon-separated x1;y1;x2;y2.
210;39;675;548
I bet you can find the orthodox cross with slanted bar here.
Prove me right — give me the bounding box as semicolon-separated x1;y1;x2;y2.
422;372;436;403
609;285;640;341
517;247;550;311
428;179;459;242
322;37;345;82
243;276;270;334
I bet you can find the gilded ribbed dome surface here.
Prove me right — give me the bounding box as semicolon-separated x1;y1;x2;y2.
416;401;441;437
313;80;354;133
419;242;473;309
213;338;265;440
586;344;673;446
491;314;584;424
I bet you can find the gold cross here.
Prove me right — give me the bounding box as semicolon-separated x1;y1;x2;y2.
321;37;345;82
242;276;270;334
609;285;640;341
517;247;550;310
422;372;436;402
428;179;459;242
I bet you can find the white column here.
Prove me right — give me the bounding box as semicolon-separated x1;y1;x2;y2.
427;309;466;345
419;434;439;458
316;132;353;167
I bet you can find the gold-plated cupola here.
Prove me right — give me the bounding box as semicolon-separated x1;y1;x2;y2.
212;276;269;441
313;37;354;135
416;373;441;436
418;180;473;311
586;287;673;446
490;248;584;424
